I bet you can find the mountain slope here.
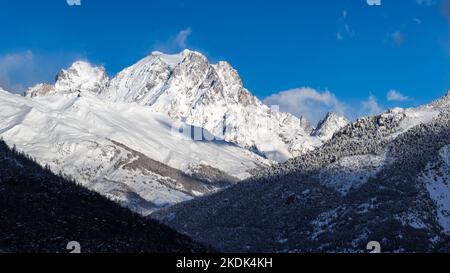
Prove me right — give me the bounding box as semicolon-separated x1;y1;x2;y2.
153;91;450;253
0;89;268;214
27;51;342;162
0;140;207;253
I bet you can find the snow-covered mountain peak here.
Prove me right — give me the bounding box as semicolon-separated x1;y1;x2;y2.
312;112;349;141
26;60;109;98
22;50;343;161
54;60;108;91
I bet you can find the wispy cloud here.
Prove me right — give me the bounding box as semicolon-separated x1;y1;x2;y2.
336;10;355;41
0;50;84;94
153;27;193;53
175;27;192;49
387;89;411;101
0;51;34;92
362;95;384;116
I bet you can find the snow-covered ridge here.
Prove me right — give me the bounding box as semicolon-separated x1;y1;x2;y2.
25;50;347;162
0;90;270;214
26;61;109;98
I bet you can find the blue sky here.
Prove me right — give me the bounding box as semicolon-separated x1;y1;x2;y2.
0;0;449;122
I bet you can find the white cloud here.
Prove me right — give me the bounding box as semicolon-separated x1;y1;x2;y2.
66;0;81;6
263;88;395;124
367;0;381;6
175;27;192;49
263;87;346;125
362;95;383;116
387;89;411;101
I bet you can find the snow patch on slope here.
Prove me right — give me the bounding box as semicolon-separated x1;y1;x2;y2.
421;145;450;234
388;107;441;139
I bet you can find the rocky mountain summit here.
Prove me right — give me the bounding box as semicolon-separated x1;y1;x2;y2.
26;61;109;98
312;112;349;141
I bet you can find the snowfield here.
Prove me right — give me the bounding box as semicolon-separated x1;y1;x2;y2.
0;89;269;214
